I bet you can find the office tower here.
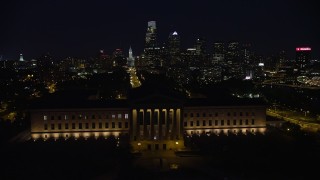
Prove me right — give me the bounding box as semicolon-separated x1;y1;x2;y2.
145;21;157;48
296;47;311;69
194;38;206;56
168;31;180;65
112;48;126;67
144;21;161;67
212;42;225;64
226;42;240;63
19;54;24;61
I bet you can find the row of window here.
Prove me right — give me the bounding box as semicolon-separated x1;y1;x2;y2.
190;129;255;134
184;119;255;127
184;112;256;118
43;114;129;121
44;122;129;130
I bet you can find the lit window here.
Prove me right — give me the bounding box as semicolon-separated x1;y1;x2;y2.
125;114;129;119
64;115;68;120
118;114;122;119
43;115;48;121
112;114;116;119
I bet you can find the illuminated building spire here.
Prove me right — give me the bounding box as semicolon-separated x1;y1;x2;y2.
127;46;135;67
19;54;24;61
129;46;133;59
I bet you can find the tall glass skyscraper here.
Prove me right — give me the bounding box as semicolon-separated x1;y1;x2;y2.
144;21;161;67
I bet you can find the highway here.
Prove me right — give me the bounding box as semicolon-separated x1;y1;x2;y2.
267;110;320;132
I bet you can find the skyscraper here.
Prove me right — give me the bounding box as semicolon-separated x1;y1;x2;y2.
212;42;225;64
226;42;240;64
19;54;24;61
127;46;135;67
145;21;157;48
296;47;311;69
144;21;161;67
194;38;206;56
168;31;180;65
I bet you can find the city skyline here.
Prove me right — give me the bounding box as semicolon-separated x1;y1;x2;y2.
1;0;319;60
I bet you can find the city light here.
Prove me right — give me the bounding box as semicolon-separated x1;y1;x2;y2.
296;47;311;51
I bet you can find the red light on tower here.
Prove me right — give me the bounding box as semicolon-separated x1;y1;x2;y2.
296;47;311;51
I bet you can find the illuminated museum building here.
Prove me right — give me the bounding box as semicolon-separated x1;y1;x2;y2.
30;94;266;150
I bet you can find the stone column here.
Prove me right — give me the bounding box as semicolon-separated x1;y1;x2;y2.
176;109;181;139
143;109;148;140
159;109;163;140
150;109;154;140
131;109;137;141
171;109;176;140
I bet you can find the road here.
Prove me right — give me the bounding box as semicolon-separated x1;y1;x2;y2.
128;67;141;88
267;110;320;132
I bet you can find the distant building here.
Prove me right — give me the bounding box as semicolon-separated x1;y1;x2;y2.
212;42;225;64
144;21;161;67
296;47;311;69
226;42;240;64
30;93;266;151
19;54;25;61
127;46;135;67
167;31;180;65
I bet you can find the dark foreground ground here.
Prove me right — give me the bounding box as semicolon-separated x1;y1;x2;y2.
1;126;320;180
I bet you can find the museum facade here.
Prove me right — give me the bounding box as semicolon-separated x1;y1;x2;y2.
30;94;266;150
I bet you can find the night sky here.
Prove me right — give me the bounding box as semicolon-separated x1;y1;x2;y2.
1;0;319;60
